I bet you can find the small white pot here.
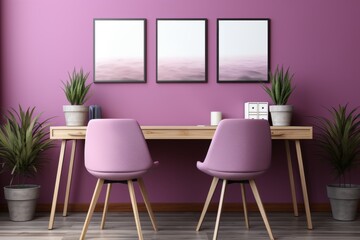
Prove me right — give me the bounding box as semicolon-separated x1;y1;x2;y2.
63;105;89;126
269;105;293;126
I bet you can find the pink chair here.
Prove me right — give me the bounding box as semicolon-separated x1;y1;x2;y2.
196;119;274;240
80;119;158;240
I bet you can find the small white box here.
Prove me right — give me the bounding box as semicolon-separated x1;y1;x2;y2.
245;102;269;120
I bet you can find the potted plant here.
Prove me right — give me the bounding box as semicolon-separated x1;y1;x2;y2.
315;104;360;221
0;106;54;221
263;65;295;126
62;68;91;126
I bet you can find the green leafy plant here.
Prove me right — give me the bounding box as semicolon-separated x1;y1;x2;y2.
263;65;295;105
0;106;54;186
62;68;91;105
315;104;360;187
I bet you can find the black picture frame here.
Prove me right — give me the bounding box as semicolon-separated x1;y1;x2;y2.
93;19;147;83
217;19;270;83
156;19;208;83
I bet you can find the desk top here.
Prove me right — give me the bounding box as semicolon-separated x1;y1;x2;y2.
50;125;313;140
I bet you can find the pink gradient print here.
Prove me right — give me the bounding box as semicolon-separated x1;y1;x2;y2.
218;19;268;82
95;19;145;82
157;19;206;82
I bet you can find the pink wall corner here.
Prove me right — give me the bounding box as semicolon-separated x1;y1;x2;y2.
1;0;360;206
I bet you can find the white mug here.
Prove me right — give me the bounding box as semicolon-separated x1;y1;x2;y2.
211;111;222;126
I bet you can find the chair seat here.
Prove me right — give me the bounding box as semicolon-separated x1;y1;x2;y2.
87;162;159;181
87;169;148;181
197;161;265;181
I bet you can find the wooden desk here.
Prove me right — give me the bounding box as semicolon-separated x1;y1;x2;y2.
48;125;313;230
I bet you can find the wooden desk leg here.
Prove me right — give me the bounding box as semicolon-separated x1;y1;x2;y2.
295;140;313;230
285;140;299;217
48;140;67;230
63;140;77;217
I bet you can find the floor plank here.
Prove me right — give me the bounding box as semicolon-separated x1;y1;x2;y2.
0;212;360;239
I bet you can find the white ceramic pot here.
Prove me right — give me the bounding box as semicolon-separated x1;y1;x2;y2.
269;105;293;126
63;105;89;126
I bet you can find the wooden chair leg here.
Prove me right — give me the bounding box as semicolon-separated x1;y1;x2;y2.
80;179;104;240
240;183;250;229
196;177;219;231
213;179;227;240
138;178;158;231
249;180;274;240
128;180;144;240
100;183;112;229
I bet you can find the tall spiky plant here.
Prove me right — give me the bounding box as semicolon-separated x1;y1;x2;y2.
0;106;54;186
315;104;360;187
62;68;91;105
263;65;294;105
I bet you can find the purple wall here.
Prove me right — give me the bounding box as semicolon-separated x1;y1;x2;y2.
1;0;360;205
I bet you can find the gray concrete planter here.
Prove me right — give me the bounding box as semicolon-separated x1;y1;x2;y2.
327;184;360;221
4;184;40;221
63;105;88;126
269;105;293;126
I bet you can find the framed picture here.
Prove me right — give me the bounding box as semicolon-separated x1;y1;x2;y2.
93;19;146;83
217;19;270;83
156;19;207;83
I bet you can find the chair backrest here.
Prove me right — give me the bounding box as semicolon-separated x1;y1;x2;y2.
203;119;271;173
85;119;153;173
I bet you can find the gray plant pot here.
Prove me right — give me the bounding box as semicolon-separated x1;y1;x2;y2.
327;184;360;221
4;184;40;221
63;105;89;126
269;105;293;126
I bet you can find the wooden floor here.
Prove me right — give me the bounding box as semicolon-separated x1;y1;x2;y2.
0;211;360;239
